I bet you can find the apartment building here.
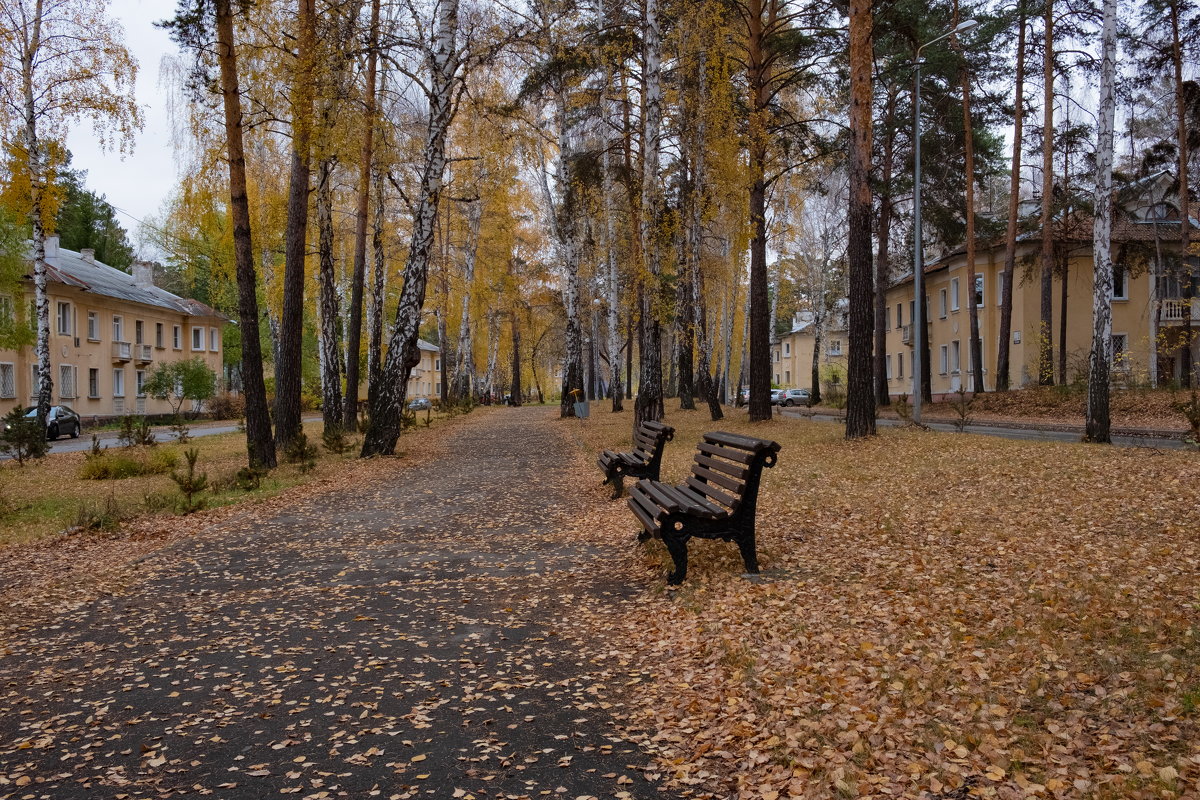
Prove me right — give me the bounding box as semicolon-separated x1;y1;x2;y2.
408;340;442;400
771;309;849;390
882;171;1199;397
1;236;226;418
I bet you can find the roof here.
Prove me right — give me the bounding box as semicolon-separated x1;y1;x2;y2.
30;238;226;320
417;339;439;353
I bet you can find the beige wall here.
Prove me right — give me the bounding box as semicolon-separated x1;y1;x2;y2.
406;349;442;400
771;328;848;390
0;284;225;419
883;241;1198;396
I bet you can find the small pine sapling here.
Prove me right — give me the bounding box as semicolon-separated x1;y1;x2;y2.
321;426;352;455
171;448;209;514
235;463;268;490
283;432;319;473
0;406;49;466
895;393;912;424
950;386;975;433
170;415;191;443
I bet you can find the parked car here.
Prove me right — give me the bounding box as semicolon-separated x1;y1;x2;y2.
407;397;432;411
6;405;81;440
779;388;811;407
770;389;787;405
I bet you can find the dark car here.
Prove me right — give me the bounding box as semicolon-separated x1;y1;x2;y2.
780;388;811;407
8;405;82;440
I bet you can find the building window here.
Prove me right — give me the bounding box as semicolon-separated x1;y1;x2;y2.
191;326;203;350
173;325;182;349
136;370;146;397
113;315;124;342
435;358;441;371
209;327;219;352
0;296;12;326
998;272;1006;306
951;340;961;373
0;363;14;399
909;300;915;327
155;322;164;348
898;352;905;379
135;320;144;345
784;370;791;384
974;273;984;307
783;342;791;357
87;311;99;341
939;344;949;375
885;355;893;380
884;307;890;331
56;301;72;335
939;288;948;318
113;368;125;398
1112;333;1128;362
88;368;100;398
773;349;780;363
59;364;76;399
828;339;842;356
950;278;961;311
1113;266;1128;300
896;303;903;328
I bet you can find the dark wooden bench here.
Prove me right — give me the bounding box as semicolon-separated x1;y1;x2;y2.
597;420;675;499
627;431;781;584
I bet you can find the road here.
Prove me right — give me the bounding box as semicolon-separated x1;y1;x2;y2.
779;408;1189;449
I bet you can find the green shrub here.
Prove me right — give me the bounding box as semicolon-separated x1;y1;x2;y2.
322;426;353;455
117;415;156;447
80;447;178;480
74;494;126;532
283;432;318;473
235;464;269;491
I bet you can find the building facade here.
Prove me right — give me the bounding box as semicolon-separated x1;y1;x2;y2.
882;173;1199;397
407;340;442;401
771;310;849;390
1;237;226;419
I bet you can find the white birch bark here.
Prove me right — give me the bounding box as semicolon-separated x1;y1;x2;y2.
367;166;386;406
1086;0;1117;442
597;0;623;411
635;0;664;423
21;8;52;424
362;0;459;455
316;155;344;432
454;199;481;398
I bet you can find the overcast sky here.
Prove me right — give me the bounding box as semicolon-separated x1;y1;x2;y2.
64;0;178;256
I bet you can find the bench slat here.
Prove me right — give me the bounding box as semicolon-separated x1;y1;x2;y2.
693;453;750;480
703;431;780;453
696;441;756;465
628;484;665;527
640;479;683;513
685;475;741;509
690;463;745;495
664;485;727;519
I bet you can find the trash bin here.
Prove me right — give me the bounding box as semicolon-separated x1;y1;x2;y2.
573;400;590;419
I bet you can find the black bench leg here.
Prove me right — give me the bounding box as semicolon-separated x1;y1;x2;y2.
610;473;625;500
663;530;689;585
736;530;760;575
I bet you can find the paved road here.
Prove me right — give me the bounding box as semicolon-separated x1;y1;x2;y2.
780;408;1188;449
0;408;656;799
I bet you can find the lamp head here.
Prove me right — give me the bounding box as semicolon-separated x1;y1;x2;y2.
955;18;979;32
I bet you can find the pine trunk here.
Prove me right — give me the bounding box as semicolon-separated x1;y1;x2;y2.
745;0;771;422
996;6;1026;392
875;93;897;406
1170;0;1192;386
367;166;386;410
955;7;985;394
216;0;276;467
1037;0;1055;387
845;0;875;439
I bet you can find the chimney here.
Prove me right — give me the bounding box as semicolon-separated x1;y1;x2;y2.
133;260;155;288
81;248;95;263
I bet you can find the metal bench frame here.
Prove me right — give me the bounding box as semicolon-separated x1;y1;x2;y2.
596;420;675;499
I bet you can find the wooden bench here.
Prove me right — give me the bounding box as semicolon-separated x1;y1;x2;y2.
597;420;676;499
627;431;781;585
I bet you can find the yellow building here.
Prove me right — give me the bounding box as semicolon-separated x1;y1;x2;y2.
1;236;226;419
771;309;849;390
883;173;1199;397
407;340;442;401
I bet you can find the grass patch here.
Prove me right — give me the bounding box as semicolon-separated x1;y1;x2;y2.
79;447;179;480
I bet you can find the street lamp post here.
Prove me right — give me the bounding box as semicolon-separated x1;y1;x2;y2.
912;18;978;423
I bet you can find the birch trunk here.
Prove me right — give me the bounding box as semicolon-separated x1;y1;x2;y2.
1086;0;1117;442
996;5;1026;391
316;156;344;433
361;0;459;456
217;0;275;467
367;165;386;410
635;0;665;425
484;310;499;400
454;200;481;399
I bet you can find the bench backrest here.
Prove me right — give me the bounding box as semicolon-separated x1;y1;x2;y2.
632;420;675;465
686;431;781;515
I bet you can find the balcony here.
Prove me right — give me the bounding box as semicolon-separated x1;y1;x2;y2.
135;344;153;363
1161;298;1200;323
901;324;912;344
112;341;132;362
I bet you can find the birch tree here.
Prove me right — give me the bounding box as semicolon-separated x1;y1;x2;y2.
1086;0;1117;442
0;0;139;429
635;0;665;424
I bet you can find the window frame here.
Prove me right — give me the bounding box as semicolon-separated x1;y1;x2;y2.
58;363;77;399
1113;265;1128;300
939;288;948;319
939;344;949;375
173;325;182;350
974;273;984;308
112;368;126;398
88;368;100;399
113;314;125;343
950;278;961;312
209;327;219;352
0;362;15;399
951;340;961;374
191;326;204;351
56;301;72;336
87;310;99;341
155;322;164;349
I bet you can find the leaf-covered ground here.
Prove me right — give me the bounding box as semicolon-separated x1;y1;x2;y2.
564;408;1200;799
1;405;1197;800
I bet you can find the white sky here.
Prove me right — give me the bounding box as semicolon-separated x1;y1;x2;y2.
64;0;178;254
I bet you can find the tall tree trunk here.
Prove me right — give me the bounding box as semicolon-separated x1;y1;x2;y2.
316;155;344;433
955;7;985;393
344;0;381;429
745;0;772;422
846;0;878;440
597;0;624;412
1059;249;1069;382
874;92;897;406
455;200;481;399
996;5;1026;391
811;324;822;406
1087;0;1116;442
635;0;665;425
1037;0;1055;386
438;309;450;403
367;165;386;411
276;0;317;449
677;259;695;410
361;0;458;456
687;47;721;421
1170;0;1193;387
510;312;522;406
626;315;633;399
216;0;275;467
484;310;499;400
